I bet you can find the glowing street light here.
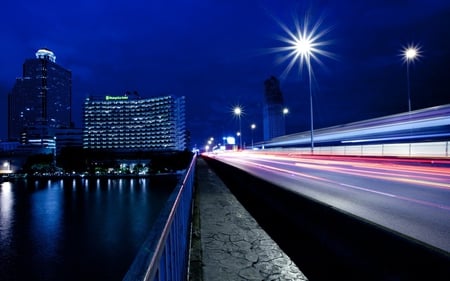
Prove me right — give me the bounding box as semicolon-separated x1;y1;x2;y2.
3;161;10;173
233;106;243;149
299;40;315;153
271;14;334;153
402;43;422;112
236;131;241;149
282;107;289;135
250;123;256;148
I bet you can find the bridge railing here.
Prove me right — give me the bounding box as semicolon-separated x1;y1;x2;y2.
260;141;450;158
123;153;197;281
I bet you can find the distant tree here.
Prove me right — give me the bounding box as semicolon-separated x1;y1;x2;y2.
58;147;84;172
22;154;54;173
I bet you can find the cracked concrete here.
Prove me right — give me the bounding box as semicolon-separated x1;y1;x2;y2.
189;158;307;281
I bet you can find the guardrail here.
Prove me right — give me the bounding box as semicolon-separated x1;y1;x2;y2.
123;153;197;281
261;141;450;158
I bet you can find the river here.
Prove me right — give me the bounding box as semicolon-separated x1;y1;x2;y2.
0;176;177;281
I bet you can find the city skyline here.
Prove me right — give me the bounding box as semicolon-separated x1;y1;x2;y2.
1;1;450;148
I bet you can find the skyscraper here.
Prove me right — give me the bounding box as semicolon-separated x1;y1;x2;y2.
8;48;72;143
263;76;285;140
83;94;186;151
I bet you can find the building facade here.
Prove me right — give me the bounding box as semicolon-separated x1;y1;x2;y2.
8;48;72;143
263;76;286;140
83;94;186;151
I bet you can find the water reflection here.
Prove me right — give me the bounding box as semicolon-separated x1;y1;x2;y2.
0;182;13;243
30;180;63;267
0;175;176;281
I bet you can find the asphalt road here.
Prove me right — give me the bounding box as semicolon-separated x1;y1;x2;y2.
207;151;450;254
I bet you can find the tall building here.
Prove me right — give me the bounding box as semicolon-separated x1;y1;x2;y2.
263;76;285;140
8;48;72;143
83;94;186;151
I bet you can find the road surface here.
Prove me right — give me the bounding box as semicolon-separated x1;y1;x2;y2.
206;151;450;253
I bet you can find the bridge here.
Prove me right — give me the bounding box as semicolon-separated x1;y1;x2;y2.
124;105;450;281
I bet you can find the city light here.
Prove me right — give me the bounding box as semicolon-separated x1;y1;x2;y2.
226;136;236;145
233;106;243;149
2;161;11;174
251;123;256;148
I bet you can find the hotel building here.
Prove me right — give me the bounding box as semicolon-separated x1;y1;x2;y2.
83;94;186;151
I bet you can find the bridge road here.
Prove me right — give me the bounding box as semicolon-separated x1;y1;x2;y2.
209;151;450;253
202;151;450;280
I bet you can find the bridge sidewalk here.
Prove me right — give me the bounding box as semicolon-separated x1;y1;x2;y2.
188;158;307;281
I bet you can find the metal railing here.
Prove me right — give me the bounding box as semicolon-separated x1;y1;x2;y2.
123;153;197;281
259;141;450;158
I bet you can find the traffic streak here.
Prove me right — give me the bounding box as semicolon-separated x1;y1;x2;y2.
261;104;450;147
205;151;450;253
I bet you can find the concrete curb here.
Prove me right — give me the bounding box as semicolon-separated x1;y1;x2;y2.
189;158;307;281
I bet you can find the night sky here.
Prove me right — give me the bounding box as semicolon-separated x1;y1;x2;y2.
1;0;450;148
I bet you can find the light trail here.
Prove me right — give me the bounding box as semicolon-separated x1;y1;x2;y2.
212;152;450;211
261;103;450;147
208;151;450;211
215;151;450;189
206;151;450;252
337;182;450;212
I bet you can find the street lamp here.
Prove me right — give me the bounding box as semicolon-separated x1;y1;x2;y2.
282;107;289;134
236;131;241;149
271;14;334;153
3;161;10;174
299;41;315;153
402;44;421;112
251;123;256;148
233;106;243;149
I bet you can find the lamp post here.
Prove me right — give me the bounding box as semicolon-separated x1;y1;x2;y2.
233;106;242;149
282;107;289;134
294;37;315;153
271;15;334;154
402;44;421;112
251;123;256;149
236;131;241;149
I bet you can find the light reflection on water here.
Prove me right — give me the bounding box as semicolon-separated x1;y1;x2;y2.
0;176;176;281
0;182;13;245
